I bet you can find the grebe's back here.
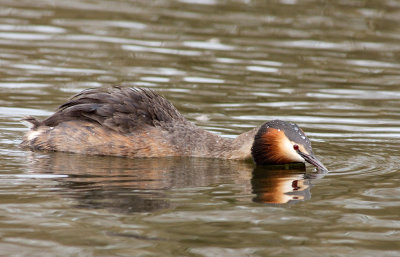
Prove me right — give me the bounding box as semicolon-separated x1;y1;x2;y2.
39;87;186;132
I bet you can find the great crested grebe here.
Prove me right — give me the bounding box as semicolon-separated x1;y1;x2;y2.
21;87;327;171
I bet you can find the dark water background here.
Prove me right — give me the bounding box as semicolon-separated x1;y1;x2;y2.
0;0;400;256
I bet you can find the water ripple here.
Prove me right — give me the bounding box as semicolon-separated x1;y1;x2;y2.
0;0;400;256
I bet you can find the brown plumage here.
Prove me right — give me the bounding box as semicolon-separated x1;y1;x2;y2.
21;87;327;171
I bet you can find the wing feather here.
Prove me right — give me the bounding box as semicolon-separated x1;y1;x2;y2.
37;87;187;133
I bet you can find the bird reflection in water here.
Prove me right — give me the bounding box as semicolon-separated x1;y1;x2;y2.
252;165;309;204
25;152;325;212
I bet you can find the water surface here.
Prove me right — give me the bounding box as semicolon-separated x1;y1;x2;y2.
1;0;400;256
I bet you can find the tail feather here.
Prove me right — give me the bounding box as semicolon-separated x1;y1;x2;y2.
21;116;42;129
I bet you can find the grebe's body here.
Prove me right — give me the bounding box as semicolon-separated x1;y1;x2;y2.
21;87;327;171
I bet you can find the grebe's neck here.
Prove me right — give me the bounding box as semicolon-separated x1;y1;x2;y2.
168;123;260;161
224;126;260;160
204;126;259;160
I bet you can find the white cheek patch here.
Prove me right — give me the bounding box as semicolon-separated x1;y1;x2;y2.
280;137;305;163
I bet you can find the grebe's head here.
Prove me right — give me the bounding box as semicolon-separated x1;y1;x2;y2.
251;120;327;171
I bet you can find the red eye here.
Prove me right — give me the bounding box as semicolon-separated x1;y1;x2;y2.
293;144;299;151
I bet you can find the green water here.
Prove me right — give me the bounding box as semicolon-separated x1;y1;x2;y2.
0;0;399;256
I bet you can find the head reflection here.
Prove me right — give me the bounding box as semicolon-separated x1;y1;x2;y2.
251;164;313;205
